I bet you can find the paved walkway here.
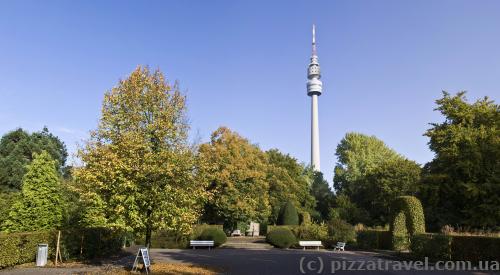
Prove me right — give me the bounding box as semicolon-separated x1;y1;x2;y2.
2;248;498;274
149;248;497;275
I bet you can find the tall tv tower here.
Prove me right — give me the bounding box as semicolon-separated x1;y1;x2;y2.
307;24;322;171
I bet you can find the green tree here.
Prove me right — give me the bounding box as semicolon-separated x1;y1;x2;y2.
2;151;64;232
74;66;207;247
278;200;299;225
199;127;270;228
421;91;499;229
310;171;335;221
0;127;67;191
333;132;421;225
266;149;315;224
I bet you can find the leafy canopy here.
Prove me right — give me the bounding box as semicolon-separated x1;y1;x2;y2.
0;127;67;191
2;151;64;232
199;127;270;227
421;91;499;229
74;66;207;247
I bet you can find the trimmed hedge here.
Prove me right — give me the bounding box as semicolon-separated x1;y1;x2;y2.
147;224;224;249
451;235;500;262
410;234;500;262
410;234;451;261
197;228;227;247
0;228;124;269
266;228;296;248
356;230;392;250
390;196;425;251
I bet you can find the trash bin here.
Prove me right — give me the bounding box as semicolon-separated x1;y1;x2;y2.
36;244;48;267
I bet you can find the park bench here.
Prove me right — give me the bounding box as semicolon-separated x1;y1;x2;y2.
231;229;242;236
333;242;346;252
299;241;323;250
190;240;214;250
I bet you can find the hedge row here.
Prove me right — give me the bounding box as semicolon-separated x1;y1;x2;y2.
356;230;392;250
148;224;224;249
0;228;124;269
410;234;500;262
267;222;356;249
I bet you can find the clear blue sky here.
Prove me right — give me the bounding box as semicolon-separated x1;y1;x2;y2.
1;0;499;184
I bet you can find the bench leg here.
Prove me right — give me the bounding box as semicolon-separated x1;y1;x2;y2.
303;247;305;250
317;247;319;251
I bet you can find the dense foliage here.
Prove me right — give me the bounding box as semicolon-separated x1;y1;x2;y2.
278;201;299;225
73;67;207;247
0;228;124;268
199;127;270;228
310;171;335;221
326;219;356;244
266;149;315;225
197;227;227;247
266;228;296;248
2;151;64;232
421;92;500;229
0;127;67;191
390;196;426;250
411;233;500;262
356;230;392;250
333;132;421;226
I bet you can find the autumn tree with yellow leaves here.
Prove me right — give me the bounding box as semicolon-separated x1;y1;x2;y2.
74;67;207;247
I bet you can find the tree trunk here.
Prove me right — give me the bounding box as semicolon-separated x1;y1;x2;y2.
145;209;153;248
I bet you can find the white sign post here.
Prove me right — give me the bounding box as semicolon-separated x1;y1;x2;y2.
132;247;151;274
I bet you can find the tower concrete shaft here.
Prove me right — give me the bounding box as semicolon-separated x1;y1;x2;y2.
307;24;322;172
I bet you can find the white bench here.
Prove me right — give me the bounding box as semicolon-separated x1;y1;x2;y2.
190;240;214;250
231;230;242;236
299;241;323;250
333;242;346;252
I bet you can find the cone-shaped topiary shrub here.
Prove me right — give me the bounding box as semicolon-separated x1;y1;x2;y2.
278;201;299;225
266;228;296;248
198;227;227;247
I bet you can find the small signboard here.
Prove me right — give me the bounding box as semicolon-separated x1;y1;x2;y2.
132;247;151;274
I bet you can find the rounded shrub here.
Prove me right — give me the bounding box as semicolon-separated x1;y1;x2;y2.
266;228;296;248
327;219;356;243
278;201;299;225
198;228;227;247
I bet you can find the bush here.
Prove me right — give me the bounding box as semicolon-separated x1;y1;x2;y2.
356;230;392;250
266;228;296;248
197;228;227;247
278;201;299;225
293;224;328;241
327;219;356;244
390;196;425;251
0;228;124;269
148;230;189;249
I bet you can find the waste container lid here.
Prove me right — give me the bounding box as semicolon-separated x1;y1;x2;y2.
38;244;48;247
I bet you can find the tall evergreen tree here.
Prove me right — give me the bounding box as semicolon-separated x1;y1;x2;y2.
278;200;299;225
2;151;64;232
0;127;67;191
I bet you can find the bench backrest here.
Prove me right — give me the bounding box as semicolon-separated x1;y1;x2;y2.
299;241;322;246
336;242;346;247
233;230;241;234
190;240;214;246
